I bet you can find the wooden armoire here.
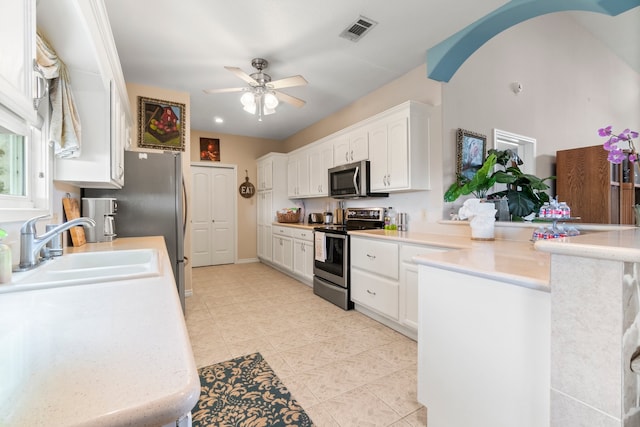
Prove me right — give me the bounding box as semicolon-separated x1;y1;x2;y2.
556;144;636;224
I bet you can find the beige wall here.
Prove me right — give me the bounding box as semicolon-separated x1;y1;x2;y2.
189;131;282;261
125;83;194;292
282;64;442;152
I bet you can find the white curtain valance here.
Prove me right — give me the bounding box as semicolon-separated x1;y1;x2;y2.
36;31;81;158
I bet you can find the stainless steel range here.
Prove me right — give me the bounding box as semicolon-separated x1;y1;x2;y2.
313;207;385;310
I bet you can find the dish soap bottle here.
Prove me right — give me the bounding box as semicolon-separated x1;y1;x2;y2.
385;207;397;230
0;229;11;284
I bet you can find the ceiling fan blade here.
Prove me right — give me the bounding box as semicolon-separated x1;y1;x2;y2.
275;91;306;108
268;75;308;90
225;66;259;86
203;87;246;94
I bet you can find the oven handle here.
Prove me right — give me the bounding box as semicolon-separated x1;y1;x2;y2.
353;166;359;191
321;232;346;240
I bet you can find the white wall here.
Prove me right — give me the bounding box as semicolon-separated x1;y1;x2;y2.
441;11;640;216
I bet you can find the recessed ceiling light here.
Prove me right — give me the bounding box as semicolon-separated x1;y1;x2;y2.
214;117;224;124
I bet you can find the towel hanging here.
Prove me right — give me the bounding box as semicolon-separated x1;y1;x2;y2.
36;31;82;158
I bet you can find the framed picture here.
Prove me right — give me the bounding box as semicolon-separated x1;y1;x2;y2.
456;128;487;180
199;138;220;161
138;96;185;151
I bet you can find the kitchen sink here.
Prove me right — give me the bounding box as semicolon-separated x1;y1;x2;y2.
3;249;161;294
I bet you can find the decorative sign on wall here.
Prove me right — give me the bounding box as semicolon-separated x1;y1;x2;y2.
239;170;255;198
200;137;220;161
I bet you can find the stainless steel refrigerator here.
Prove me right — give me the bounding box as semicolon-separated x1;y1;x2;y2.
83;151;186;312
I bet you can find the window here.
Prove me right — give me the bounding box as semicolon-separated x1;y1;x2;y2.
493;129;536;174
0;104;50;222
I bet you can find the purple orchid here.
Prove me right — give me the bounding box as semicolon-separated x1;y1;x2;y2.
599;125;639;165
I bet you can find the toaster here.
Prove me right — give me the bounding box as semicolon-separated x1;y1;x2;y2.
308;213;324;224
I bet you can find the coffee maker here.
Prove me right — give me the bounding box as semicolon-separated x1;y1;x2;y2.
82;198;117;242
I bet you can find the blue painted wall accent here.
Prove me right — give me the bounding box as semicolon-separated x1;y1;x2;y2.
427;0;640;82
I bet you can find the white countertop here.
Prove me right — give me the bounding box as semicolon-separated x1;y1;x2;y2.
349;229;551;292
535;226;640;262
0;237;200;427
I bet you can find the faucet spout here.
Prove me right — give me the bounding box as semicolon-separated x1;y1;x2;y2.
18;216;96;270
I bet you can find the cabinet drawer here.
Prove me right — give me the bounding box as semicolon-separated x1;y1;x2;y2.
273;226;293;237
351;237;399;279
400;243;450;263
351;268;399;320
291;228;313;241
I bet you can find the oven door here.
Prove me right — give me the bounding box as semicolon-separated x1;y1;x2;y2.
313;232;348;288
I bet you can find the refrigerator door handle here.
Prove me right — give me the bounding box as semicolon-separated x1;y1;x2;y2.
182;175;188;236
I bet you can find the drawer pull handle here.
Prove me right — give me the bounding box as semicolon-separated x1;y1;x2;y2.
366;254;376;260
367;289;376;296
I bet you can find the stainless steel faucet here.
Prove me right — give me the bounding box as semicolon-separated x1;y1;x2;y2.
17;215;96;270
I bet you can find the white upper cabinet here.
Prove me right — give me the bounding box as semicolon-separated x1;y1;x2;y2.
0;0;37;124
332;129;368;166
369;101;430;192
287;151;310;198
308;140;333;196
38;0;132;188
257;156;273;190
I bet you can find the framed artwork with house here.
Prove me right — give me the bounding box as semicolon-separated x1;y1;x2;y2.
456;128;487;180
138;96;185;151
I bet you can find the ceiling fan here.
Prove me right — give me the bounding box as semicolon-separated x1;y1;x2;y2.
203;58;308;120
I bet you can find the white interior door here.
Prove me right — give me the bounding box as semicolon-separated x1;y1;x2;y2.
191;165;236;267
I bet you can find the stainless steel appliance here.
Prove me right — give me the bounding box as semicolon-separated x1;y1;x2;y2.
308;213;324;224
82;197;117;243
313;207;385;310
83;151;187;312
328;160;388;199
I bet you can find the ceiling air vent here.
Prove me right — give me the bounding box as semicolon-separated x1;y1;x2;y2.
339;16;378;42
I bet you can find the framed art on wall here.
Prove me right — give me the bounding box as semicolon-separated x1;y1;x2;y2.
456;128;487;180
138;96;185;151
199;138;220;161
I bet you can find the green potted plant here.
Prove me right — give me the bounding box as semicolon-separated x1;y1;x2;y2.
445;149;555;219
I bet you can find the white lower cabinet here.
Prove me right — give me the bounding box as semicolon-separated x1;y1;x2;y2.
272;226;293;272
351;269;399;320
292;228;314;283
351;235;451;339
351;237;400;320
399;244;449;331
269;225;314;285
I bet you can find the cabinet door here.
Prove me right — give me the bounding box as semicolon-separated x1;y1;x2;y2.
351;237;399;279
309;142;333;196
273;235;293;271
351;268;399;320
287;158;299;197
332;135;350;166
0;0;36;123
110;81;124;186
368;124;388;191
349;130;369;162
257;157;273;190
288;152;310;197
386;117;409;190
400;244;450;331
257;191;273;260
293;239;314;282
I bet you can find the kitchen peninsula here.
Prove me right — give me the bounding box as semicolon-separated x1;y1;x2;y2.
356;224;638;427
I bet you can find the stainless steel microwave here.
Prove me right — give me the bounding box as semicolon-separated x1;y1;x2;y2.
328;160;388;199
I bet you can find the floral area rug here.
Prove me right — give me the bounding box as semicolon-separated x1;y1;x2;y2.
192;352;314;427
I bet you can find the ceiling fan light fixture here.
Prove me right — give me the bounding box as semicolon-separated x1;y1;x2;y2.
264;92;279;109
240;92;255;108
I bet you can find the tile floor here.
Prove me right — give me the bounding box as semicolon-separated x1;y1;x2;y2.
186;262;427;426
